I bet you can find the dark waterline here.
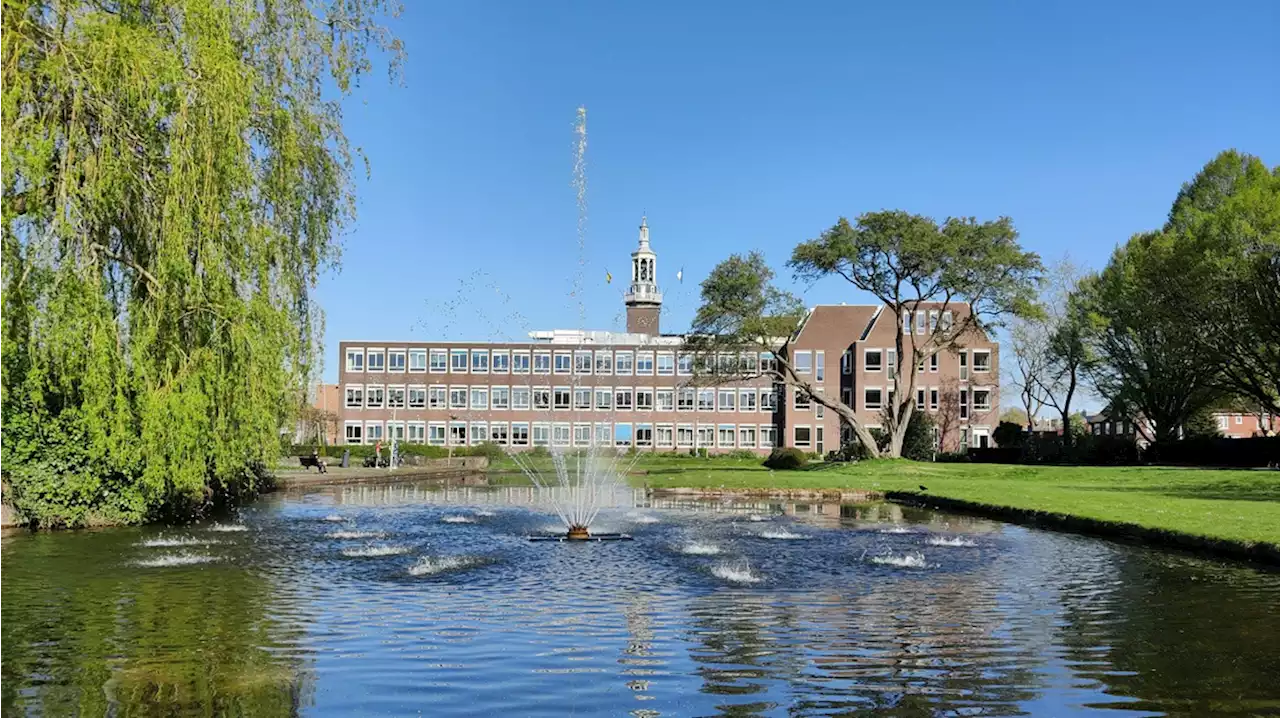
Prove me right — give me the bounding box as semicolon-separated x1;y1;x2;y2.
3;481;1279;716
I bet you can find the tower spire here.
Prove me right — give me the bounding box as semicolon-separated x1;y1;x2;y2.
624;214;662;335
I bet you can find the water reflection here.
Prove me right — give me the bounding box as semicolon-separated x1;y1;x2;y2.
3;483;1278;716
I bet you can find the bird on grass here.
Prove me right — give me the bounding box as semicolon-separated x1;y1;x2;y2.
918;485;928;492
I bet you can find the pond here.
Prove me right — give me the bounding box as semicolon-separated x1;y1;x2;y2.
3;480;1279;716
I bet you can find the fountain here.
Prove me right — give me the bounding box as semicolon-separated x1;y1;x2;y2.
514;449;637;541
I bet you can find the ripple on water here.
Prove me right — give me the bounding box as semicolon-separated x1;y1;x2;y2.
878;525;912;534
138;536;215;548
408;555;487;577
927;536;977;547
134;552;217;567
322;514;346;522
869;552;930;568
759;529;806;540
341;544;411;558
207;524;249;533
679;541;722;555
442;515;476;524
711;560;762;584
328;530;387;540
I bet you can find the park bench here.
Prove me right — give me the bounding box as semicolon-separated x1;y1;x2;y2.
299;455;327;473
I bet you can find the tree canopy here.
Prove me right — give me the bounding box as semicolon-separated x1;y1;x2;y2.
2;0;402;526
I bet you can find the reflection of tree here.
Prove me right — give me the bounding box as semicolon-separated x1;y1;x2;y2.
1;533;310;716
1055;552;1280;713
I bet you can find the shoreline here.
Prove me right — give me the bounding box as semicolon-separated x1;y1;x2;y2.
886;490;1280;567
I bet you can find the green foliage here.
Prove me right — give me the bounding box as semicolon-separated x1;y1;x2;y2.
999;408;1029;427
899;411;937;461
763;447;807;470
1182;409;1222;439
724;449;759;461
2;1;402;527
993;421;1026;448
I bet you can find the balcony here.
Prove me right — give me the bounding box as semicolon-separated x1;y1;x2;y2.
624;284;663;304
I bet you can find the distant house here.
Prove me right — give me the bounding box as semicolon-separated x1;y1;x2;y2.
1210;411;1276;438
1086;408;1151;448
295;382;340;445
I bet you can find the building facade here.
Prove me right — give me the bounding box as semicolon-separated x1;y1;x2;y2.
335;218;999;454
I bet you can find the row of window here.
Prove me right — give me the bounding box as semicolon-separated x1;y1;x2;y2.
832;385;994;414
344;420;779;450
344;347;781;377
902;309;955;335
834;347;992;376
343;384;782;413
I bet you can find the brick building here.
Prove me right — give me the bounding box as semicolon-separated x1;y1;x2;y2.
335;218;999;453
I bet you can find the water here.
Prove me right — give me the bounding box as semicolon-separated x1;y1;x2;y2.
4;482;1280;716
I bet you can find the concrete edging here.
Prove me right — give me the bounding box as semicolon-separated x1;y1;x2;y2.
886;490;1280;567
648;487;883;503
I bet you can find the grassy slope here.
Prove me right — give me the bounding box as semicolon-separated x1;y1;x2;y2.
639;460;1280;546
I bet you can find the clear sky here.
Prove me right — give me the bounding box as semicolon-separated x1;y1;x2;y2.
318;0;1280;400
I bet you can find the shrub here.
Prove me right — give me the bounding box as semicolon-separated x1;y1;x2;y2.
901;412;937;461
725;449;758;460
763;447;807;470
993;421;1026;448
466;442;507;461
528;446;551;459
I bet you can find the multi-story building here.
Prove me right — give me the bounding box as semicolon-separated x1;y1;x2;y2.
335;218;999;454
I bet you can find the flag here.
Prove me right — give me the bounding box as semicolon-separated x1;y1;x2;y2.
606;270;612;284
677;267;683;283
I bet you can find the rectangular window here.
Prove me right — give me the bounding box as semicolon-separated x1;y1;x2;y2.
794;390;812;411
759;352;777;374
930;353;938;373
656;424;674;448
815;351;825;381
491;351;510;374
511;423;530;446
864;388;883;411
793;350;812;374
636;352;654;375
388;386;406;409
553;387;571;410
842;387;853;407
450;349;468;373
594;423;612;447
698;389;716;412
657;353;675;376
739;389;757;412
492;386;510;410
409;349;427;372
916;388;926;410
429;349;448;372
388;351;406;372
887;349;897;380
940;311;954;332
346;348;364;372
973;350;992;373
677;424;694;447
574;387;592;411
554;352;572;374
615;351;634;375
512;352;531;374
841;350;853;374
470;387;489;410
574;423;592;447
636;388;654;411
387;421;405;442
718;425;736;449
916;311;926;335
552;423;571;447
575;351;593;375
718;389;736;412
595;387;612;410
760;425;777;449
864;349;883;372
614;388;634;411
717;353;736;374
677;388;695;411
345;385;364;409
973;389;992;411
428;386;447;409
902;311;911;335
738;425;757;449
929;388;939;411
696;425;715;448
533;387;551;410
677;353;694;375
595;351;613;375
448;422;468;446
794;426;812;448
490;422;509;445
761;387;779;412
529;422;550;445
533;353;551;374
656;389;675;412
407;422;426;444
365;421;384;443
471;350;490;374
614;423;633;448
408;386;426;409
918;355;926;373
428;423;446;445
367;350;385;372
636;424;654;447
929;310;939;333
960;389;970;420
366;385;385;409
449;386;467;410
959;351;969;381
345;422;363;444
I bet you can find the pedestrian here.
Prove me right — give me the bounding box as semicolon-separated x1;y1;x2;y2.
375;440;383;467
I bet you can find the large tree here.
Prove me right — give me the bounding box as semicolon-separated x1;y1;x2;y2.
2;0;402;526
788;211;1042;456
689;211;1041;458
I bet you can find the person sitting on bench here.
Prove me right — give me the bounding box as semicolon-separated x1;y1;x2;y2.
299;450;327;473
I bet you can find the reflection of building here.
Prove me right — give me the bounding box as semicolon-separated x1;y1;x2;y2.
335;217;1000;454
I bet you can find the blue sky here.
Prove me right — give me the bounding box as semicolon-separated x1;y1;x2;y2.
318;0;1279;393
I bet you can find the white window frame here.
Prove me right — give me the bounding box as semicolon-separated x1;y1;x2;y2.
594;386;612;411
929;387;939;411
532;423;550;447
490;422;509;445
449;386;467;410
794;389;811;411
677;387;695;411
409;349;427;373
426;422;445;446
428;385;447;409
863;387;883;411
387;385;406;409
552;422;571;447
511;422;530;446
973;349;992;374
365;348;385;373
759;424;777;449
407;421;426;444
717;424;736;449
738;425;757;449
408;385;427;409
512;351;531;374
595;351;613;375
574;387;592;411
793;350;812;374
345;384;364;409
553;352;572;375
429;348;448;373
615;351;634;376
815;350;825;381
760;387;778;412
677;353;694;376
614;422;633;448
553;386;571;411
346;348;365;373
636;352;655;376
635;424;654;448
450;349;468;373
677;424;695;448
656;389;675;412
344;421;363;445
573;423;592;447
657;352;675;376
614;387;634;411
533;386;551;411
491;350;510;374
533;352;552;375
594;423;612;447
449;422;467;447
635;388;654;411
697;389;716;412
470;349;490;374
864;348;883;373
492;386;510;410
470;386;489;411
365;421;384;443
793;425;812;448
388;350;406;373
574;351;593;375
656;424;675;448
930;353;938;373
973;387;992;412
365;385;385;409
718;388;736;412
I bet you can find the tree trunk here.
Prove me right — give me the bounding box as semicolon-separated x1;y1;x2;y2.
885;402;913;458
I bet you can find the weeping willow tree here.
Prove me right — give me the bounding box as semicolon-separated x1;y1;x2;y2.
1;0;403;527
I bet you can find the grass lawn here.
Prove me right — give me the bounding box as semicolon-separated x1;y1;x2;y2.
636;459;1280;547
